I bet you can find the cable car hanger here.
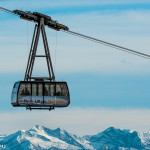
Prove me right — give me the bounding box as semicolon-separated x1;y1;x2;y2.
0;7;150;111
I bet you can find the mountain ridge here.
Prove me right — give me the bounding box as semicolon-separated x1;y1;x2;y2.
0;125;150;150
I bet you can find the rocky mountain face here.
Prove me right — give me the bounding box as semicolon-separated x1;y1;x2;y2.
0;125;150;150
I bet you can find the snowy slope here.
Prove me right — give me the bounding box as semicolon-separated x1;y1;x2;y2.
138;131;150;150
0;126;150;150
0;125;91;150
87;127;143;150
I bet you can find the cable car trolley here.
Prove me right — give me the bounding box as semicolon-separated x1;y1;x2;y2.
8;9;70;110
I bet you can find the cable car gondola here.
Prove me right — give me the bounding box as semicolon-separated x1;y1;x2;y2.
9;11;71;110
11;81;70;110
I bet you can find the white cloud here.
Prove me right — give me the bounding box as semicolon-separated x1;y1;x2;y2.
1;7;150;75
1;108;150;136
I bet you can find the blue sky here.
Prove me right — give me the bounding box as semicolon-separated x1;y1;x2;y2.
0;0;150;135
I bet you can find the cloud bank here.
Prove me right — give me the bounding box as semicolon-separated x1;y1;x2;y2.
1;108;150;136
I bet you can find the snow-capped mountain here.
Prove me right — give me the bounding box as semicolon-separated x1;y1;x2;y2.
0;125;150;150
86;127;143;150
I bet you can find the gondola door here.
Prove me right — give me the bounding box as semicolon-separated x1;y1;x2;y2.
44;83;55;106
32;83;43;106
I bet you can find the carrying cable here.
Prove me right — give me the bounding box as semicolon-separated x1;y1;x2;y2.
63;30;150;60
0;7;18;16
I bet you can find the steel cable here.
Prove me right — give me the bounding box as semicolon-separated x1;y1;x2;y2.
0;7;18;16
62;30;150;59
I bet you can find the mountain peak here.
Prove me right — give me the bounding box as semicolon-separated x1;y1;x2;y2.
56;127;64;130
55;127;65;133
31;125;45;131
105;126;117;132
32;124;43;129
31;125;66;135
103;126;134;134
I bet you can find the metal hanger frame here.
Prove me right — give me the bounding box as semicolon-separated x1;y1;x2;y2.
24;18;55;81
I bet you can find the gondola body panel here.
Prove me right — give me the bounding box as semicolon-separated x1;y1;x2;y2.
11;81;20;106
11;81;70;108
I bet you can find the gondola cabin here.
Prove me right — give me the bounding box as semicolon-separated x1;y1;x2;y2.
11;81;70;109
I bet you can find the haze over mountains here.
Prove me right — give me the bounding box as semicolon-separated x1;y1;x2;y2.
0;125;150;150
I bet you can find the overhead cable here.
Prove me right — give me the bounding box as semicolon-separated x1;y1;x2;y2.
0;7;18;16
63;30;150;59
